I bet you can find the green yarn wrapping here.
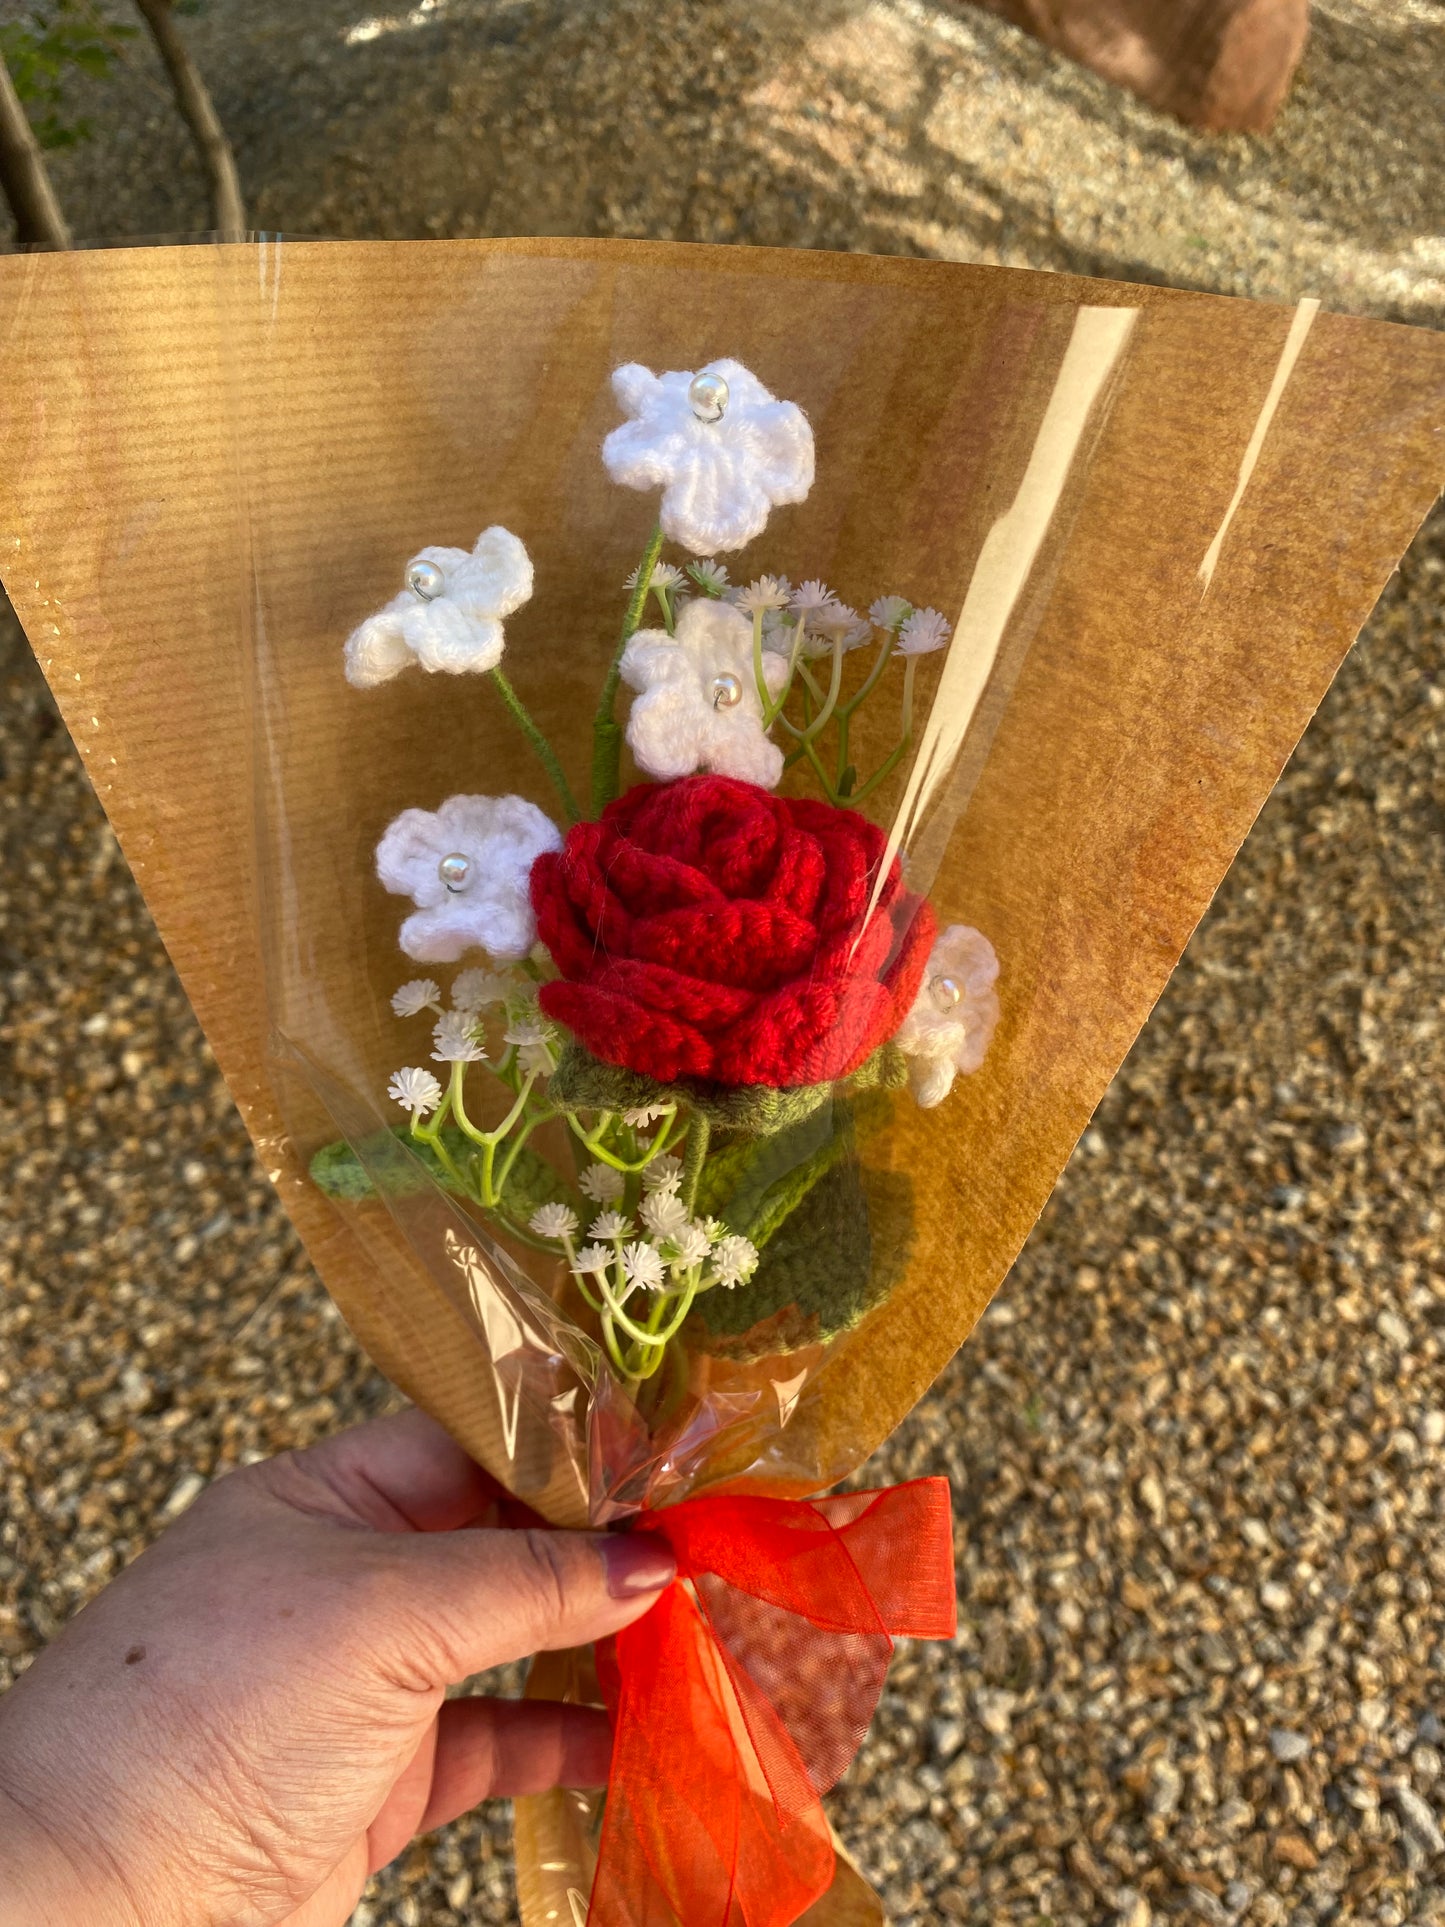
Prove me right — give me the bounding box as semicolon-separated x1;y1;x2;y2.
686;1160;915;1360
548;1040;908;1137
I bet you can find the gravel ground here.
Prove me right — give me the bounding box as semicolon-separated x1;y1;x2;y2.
3;2;1444;1922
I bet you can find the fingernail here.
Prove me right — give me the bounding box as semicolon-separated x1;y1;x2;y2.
600;1533;676;1599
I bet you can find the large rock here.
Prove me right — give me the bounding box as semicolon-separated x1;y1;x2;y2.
972;0;1310;130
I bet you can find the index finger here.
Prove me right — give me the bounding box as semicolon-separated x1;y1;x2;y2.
265;1406;506;1534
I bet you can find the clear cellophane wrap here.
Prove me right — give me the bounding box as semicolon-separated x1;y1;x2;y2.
2;239;1441;1924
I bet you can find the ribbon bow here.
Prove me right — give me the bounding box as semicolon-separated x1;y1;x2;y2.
590;1478;957;1927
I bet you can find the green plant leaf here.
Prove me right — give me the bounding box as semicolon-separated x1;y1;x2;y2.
1;0;132;151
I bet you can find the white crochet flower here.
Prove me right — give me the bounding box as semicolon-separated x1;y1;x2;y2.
602;359;815;554
621;599;789;790
895;925;1001;1109
344;526;534;688
376;793;562;964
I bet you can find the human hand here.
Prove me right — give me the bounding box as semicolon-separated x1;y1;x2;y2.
0;1408;674;1927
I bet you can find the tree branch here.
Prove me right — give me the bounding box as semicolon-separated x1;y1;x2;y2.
131;0;244;240
0;53;70;248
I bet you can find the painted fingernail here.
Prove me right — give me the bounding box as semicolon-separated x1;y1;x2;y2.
601;1533;676;1599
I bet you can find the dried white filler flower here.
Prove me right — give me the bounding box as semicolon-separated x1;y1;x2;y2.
710;1234;759;1289
430;1011;486;1064
579;1164;626;1204
622;1241;666;1291
387;1067;443;1116
896;607;952;656
391;979;442;1018
529;1203;580;1240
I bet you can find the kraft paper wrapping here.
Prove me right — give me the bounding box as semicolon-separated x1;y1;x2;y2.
2;240;1442;1926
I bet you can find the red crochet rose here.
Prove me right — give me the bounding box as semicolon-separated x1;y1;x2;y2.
530;775;935;1088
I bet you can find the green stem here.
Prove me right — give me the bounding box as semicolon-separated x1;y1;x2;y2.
681;1112;711;1214
848;657;918;809
412;1111;467;1191
796;638;845;743
566;1108;681;1173
493;1104;555;1197
593;522;664;815
488;668;579;825
836;631;896;786
594;1263;700;1349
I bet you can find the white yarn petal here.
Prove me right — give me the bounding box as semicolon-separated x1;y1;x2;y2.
465;525;534;617
602;358;814;556
895;925;1001;1105
622;599;786;790
408;603;505;675
909;1053;958;1109
611;362;660;418
344;605;415;688
342;527;533;684
376;793;563;965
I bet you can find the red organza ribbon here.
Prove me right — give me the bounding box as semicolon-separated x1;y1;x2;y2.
590;1478;957;1927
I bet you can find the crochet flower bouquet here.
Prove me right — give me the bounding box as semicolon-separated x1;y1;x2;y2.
314;357;1000;1407
5;239;1444;1927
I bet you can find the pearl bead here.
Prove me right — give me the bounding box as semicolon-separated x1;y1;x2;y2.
407;558;445;602
688;370;730;423
930;974;962;1010
710;672;743;709
438;851;471;892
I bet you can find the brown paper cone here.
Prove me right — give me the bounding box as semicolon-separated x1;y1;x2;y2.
3;240;1442;1922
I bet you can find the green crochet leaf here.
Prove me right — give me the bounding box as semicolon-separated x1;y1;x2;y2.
548;1041;907;1137
686;1162;915;1360
693;1103;853;1248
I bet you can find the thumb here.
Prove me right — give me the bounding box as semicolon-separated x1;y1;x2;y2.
360;1525;675;1687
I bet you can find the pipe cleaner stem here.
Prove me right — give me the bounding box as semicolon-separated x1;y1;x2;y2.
593;521;664;815
487;668;580;825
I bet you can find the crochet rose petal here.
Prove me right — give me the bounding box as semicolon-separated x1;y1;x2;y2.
531;775;933;1088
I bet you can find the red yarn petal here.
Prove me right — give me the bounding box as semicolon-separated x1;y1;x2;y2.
596;958;755;1028
631;899;819;993
530;777;938;1091
539;981;717;1082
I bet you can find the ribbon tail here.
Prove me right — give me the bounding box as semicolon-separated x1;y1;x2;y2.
592;1585;834;1927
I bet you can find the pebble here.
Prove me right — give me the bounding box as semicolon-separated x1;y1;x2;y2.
2;3;1444;1924
1270;1729;1311;1764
